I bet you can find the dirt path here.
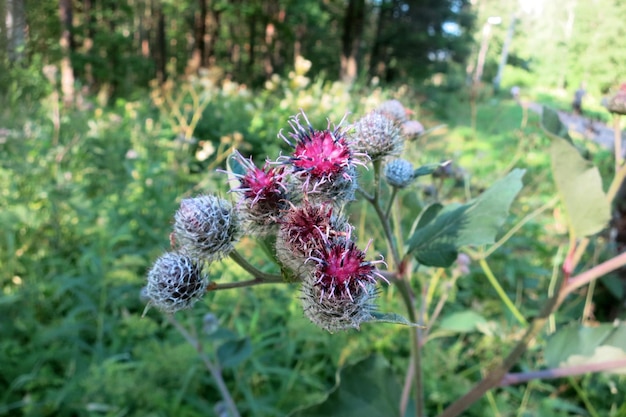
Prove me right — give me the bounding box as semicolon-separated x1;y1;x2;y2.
525;101;626;154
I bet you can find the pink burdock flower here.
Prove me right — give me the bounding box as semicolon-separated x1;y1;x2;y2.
301;237;387;332
230;151;290;232
275;201;350;273
280;111;364;203
144;252;208;314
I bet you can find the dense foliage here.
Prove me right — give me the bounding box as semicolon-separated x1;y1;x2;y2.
2;1;626;416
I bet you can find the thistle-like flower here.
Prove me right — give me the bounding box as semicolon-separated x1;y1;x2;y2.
377;99;409;123
301;237;386;332
384;159;414;188
229;151;290;232
275;201;350;273
280;111;364;202
173;195;240;262
349;110;404;161
144;252;208;314
401;120;425;140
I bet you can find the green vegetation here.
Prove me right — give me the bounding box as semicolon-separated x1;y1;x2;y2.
3;1;626;416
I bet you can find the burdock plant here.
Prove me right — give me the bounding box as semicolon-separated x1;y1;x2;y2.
142;100;626;417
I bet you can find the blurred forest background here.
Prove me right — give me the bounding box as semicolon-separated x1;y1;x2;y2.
1;0;626;416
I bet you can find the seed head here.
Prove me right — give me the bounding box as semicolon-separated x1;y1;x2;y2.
349;110;404;161
145;252;208;314
173;195;240;262
384;159;414;188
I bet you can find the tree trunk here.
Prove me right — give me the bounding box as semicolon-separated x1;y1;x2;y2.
6;0;27;63
190;0;207;71
206;5;222;66
59;0;75;106
152;0;166;82
0;0;7;60
82;0;96;87
369;0;391;80
340;0;365;84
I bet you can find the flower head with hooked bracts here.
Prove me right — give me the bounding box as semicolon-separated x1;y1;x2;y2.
145;252;208;314
173;195;240;262
275;201;350;272
349;110;404;161
301;236;387;332
384;159;415;188
377;99;409;123
280;111;364;202
230;151;290;231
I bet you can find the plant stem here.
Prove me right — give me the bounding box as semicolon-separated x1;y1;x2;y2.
437;250;626;417
614;114;623;172
385;187;398;218
209;276;286;291
228;250;284;282
482;197;558;258
437;291;559;417
167;315;241;417
558;250;626;304
500;358;626;386
396;277;424;417
478;258;527;326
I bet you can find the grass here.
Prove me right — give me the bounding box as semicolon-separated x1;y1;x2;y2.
1;76;625;417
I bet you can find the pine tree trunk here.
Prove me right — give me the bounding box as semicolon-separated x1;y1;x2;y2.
59;0;75;106
152;0;166;83
6;0;26;64
191;0;207;71
340;0;365;84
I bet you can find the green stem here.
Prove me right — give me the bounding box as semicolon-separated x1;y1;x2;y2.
167;315;241;417
479;258;527;326
569;377;601;417
385;187;399;218
396;277;424;417
228;250;283;282
614;114;623;172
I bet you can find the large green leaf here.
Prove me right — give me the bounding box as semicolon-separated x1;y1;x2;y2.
544;323;626;374
407;169;525;267
438;310;488;333
288;355;402;417
541;106;572;141
550;137;610;237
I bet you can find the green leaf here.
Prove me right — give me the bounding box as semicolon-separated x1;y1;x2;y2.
413;162;449;178
415;203;443;230
438;310;488;333
368;311;423;328
544;323;626;374
216;337;252;368
541;106;571;141
407;169;525;267
288;355;402;417
550;137;611;237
